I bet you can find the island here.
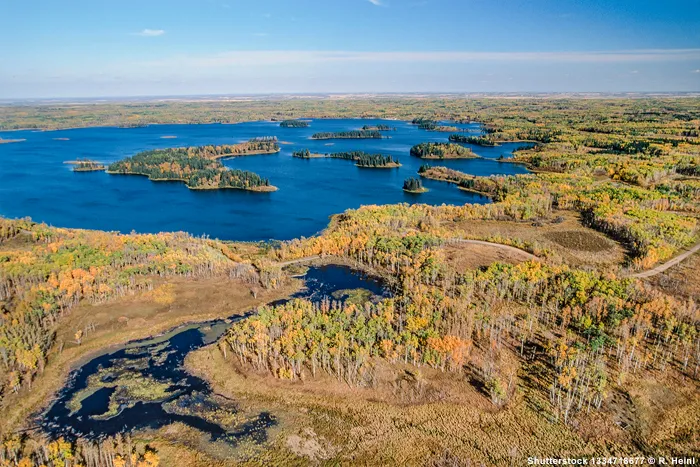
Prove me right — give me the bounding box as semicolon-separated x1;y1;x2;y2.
280;120;310;128
411;118;458;132
0;138;26;144
409;142;478;159
362;124;395;131
292;149;326;158
293;149;401;168
448;134;497;146
68;159;107;172
311;130;384;140
107;145;277;192
403;177;428;193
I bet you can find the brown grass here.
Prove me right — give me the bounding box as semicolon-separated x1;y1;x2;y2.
450;210;626;268
646;252;700;300
441;242;534;271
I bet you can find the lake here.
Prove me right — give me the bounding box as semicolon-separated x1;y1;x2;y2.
0;119;530;241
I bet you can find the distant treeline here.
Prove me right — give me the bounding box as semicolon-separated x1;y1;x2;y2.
280;120;309;128
108;146;274;191
292;149;399;167
410;142;475;159
449;134;497;146
311;130;384;140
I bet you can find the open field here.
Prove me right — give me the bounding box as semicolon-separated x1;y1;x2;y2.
450;210;627;269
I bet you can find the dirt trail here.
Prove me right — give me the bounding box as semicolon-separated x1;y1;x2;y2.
630;242;700;279
276;239;538;268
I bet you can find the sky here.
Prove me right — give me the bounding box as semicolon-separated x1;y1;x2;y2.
1;0;699;98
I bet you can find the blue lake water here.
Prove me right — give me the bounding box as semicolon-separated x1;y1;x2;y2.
0;119;530;241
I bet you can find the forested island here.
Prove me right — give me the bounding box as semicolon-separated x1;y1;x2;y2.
279;120;309;128
411;117;459;132
68;159;106;172
292;149;400;167
410;142;478;159
361;124;395;131
107;146;276;191
311;130;384;140
448;134;498;146
402;177;428;193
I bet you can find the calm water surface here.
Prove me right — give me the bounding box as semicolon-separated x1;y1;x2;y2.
0;120;530;240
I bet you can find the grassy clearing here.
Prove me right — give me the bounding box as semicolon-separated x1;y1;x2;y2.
450;210;627;269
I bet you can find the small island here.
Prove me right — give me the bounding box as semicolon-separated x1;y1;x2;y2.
410;142;478;159
362;124;395;131
449;134;497;146
403;177;428;193
411;118;458;132
280;120;310;128
107;145;277;192
293;149;401;168
68;159;107;172
292;149;326;158
311;130;384;140
0;138;26;144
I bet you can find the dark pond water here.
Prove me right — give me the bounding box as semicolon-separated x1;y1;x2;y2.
0;120;530;241
41;265;388;444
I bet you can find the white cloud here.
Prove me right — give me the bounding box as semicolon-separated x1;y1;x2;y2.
368;0;384;5
134;29;165;37
693;69;700;73
143;48;700;69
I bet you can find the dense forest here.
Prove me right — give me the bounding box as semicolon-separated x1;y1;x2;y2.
409;142;476;159
279;120;309;128
311;130;384;140
448;134;497;146
107;145;275;191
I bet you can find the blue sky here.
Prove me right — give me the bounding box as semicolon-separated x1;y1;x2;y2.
1;0;699;97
